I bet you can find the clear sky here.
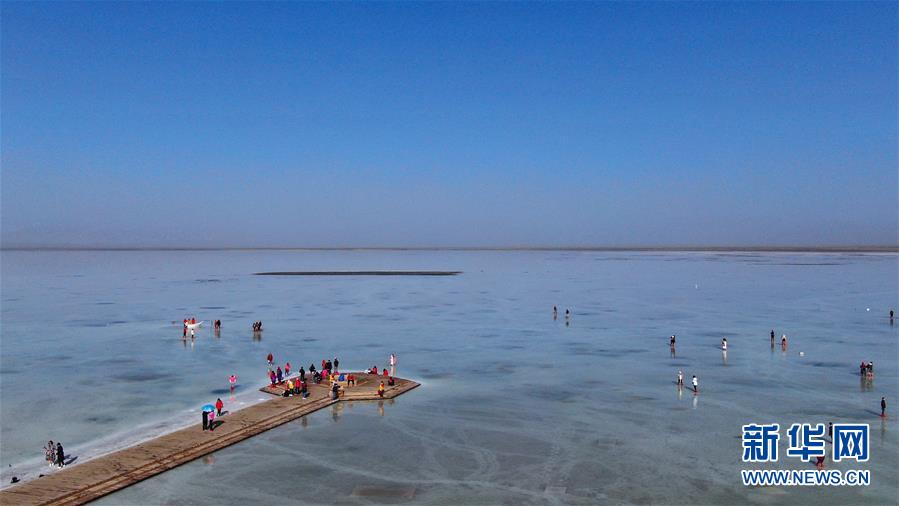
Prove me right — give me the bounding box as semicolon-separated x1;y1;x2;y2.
1;2;896;248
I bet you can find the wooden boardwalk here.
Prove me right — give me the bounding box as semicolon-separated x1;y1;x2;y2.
1;374;419;506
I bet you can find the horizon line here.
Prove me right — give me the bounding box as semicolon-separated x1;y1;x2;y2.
2;245;898;253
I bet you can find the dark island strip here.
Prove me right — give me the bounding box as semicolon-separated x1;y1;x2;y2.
254;271;461;276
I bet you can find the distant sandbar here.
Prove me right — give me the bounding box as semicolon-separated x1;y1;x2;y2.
254;271;461;276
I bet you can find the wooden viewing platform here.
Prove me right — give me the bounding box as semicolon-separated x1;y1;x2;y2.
0;374;419;506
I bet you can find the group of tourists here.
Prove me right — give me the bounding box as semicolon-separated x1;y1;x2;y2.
43;441;65;468
860;361;875;377
552;306;572;324
675;370;699;393
182;317;197;338
260;353;398;401
252;321;263;332
200;398;225;432
283;376;310;398
769;330;788;349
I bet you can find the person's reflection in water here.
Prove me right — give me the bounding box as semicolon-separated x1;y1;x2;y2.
378;400;385;417
722;350;728;365
692;394;699;410
301;417;308;428
860;374;872;392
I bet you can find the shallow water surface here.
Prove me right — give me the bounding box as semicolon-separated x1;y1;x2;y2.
1;250;896;504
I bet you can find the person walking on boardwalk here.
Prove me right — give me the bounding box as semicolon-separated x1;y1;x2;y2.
882;397;887;417
285;362;291;377
215;398;224;416
276;366;283;383
691;375;698;393
56;442;65;468
208;410;216;432
202;409;209;431
378;381;385;398
299;366;306;382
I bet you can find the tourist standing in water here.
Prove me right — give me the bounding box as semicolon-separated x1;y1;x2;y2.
691;375;698;393
781;334;787;349
721;338;727;351
882;397;887;417
770;330;775;345
553;306;558;319
677;370;684;387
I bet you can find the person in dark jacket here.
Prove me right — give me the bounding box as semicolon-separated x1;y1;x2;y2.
56;442;65;468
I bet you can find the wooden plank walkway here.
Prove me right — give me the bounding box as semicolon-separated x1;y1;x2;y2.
0;374;419;506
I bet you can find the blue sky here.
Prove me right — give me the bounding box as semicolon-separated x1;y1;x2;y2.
2;2;896;247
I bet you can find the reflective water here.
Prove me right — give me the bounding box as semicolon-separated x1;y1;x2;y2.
1;250;896;504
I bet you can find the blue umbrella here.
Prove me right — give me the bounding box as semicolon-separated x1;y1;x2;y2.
201;404;215;412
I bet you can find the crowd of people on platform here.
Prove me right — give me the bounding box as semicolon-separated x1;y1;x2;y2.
261;353;399;400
